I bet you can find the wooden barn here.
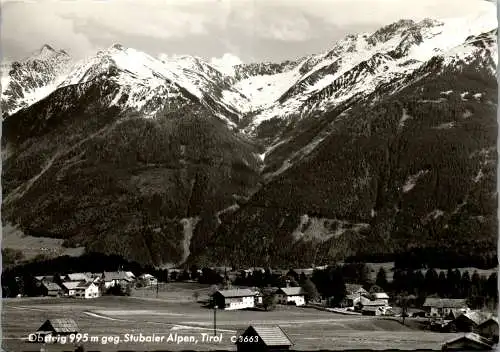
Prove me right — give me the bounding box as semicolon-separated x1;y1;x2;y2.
475;316;499;343
236;325;293;352
441;332;495;351
35;318;79;340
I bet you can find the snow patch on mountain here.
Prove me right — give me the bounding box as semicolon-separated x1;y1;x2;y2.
403;170;430;193
233;68;301;113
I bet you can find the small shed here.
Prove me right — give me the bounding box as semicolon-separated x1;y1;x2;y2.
441;332;494;351
236;325;293;352
37;319;79;336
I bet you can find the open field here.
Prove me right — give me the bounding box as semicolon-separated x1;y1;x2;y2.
2;284;463;352
2;223;85;260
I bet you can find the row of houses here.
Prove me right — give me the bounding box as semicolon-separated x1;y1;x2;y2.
211;286;307;310
33;271;158;298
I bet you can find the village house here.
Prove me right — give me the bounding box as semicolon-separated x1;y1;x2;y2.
211;289;260;310
359;299;390;314
423;298;469;319
236;325;293;352
371;292;390;305
75;282;100;299
102;271;134;289
454;311;492;332
41;282;62;297
475;316;499;343
139;273;158;286
61;281;81;297
276;287;306;306
34;319;79;341
343;294;371;308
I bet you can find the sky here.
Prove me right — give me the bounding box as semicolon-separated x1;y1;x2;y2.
0;0;497;65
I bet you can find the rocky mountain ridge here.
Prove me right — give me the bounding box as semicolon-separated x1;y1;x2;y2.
1;10;497;267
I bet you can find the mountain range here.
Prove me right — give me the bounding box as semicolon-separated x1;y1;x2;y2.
1;10;497;267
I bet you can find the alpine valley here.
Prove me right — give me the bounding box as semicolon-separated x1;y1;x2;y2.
1;10;498;268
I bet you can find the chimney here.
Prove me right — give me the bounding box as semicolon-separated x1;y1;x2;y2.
285;279;290;288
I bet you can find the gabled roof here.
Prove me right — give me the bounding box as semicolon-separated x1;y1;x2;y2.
37;319;79;333
373;292;389;299
214;289;257;298
62;282;82;290
103;271;132;281
477;316;499;329
76;281;97;289
237;326;293;347
443;332;494;349
125;271;135;278
277;287;304;296
42;282;61;291
457;311;492;325
362;299;388;306
423;298;467;308
66;273;89;281
345;284;367;294
35;275;54;282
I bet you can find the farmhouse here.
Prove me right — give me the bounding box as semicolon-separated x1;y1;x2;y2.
475;316;499;343
276;287;305;306
441;332;495;351
139;273;158;286
423;298;469;318
212;289;259;310
41;282;62;297
342;294;371;308
454;311;491;332
36;318;79;339
102;271;134;288
75;282;100;299
235;325;293;352
371;292;390;305
61;281;81;297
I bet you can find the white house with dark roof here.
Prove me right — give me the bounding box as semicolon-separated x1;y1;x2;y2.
211;289;260;310
236;325;293;352
75;282;100;299
276;287;305;306
423;298;469;318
